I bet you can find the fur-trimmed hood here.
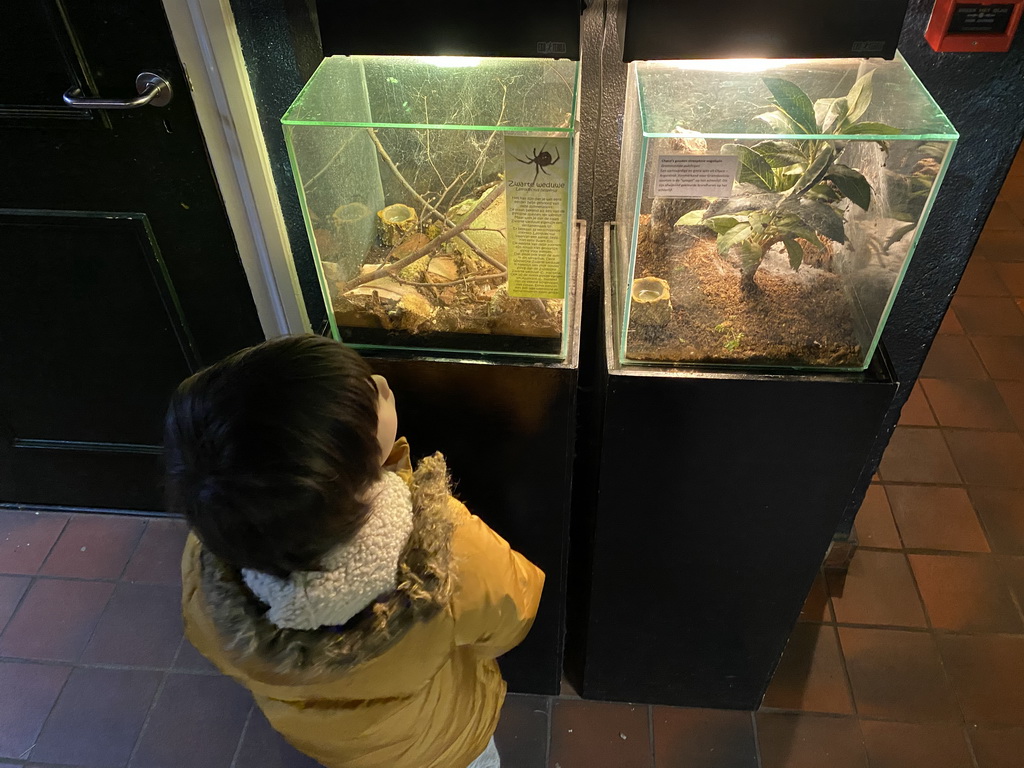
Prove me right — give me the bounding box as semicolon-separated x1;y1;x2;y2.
193;451;455;680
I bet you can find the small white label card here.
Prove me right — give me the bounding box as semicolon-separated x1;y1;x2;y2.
653;154;739;198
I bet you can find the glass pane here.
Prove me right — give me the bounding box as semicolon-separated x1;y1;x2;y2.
284;56;578;358
616;53;958;371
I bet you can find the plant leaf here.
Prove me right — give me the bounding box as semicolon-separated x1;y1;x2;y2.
826;164;872;211
814;98;837;130
822;97;850;134
717;222;753;254
843;121;901;136
722;143;776;191
676;209;707;227
783;238;804;270
706;193;783;217
773;214;820;244
705;215;745;234
786;143;835;200
845;70;875;123
755;109;796;134
750;140;807;168
805;182;842;203
780;198;847;243
763;77;818;135
735;240;763;271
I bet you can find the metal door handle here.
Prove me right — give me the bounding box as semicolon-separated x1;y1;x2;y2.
63;72;172;110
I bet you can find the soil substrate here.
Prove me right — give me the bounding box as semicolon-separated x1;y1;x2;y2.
627;215;862;369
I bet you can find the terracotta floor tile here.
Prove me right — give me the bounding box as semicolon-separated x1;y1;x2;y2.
859;721;973;768
983;200;1024;230
0;512;68;575
755;712;868;768
39;514;145;580
898;382;937;426
0;576;30;634
938;309;964;334
494;694;549;768
0;579;113;662
920;336;989;379
972;336;1024;380
969;725;1024;768
130;673;252;768
838;627;960;722
993;380;1024;431
549;698;652;768
122;518;189;584
909;554;1023;633
952;296;1024;335
852;486;901;549
944;430;1024;487
878;427;960;484
937;634;1024;726
993;261;1024;297
173;636;219;674
80;582;182;667
885;485;989;552
970;228;1024;263
30;666;161;767
826;550;927;628
653;707;757;768
956;257;1011;296
234;707;322;768
970;487;1024;554
762;624;853;715
798;572;832;623
0;661;71;760
920;379;1016;430
996;555;1024;605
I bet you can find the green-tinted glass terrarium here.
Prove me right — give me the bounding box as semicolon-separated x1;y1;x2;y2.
284;56;579;358
615;53;957;371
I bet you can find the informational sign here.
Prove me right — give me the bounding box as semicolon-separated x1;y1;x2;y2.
653;154;738;198
504;134;571;299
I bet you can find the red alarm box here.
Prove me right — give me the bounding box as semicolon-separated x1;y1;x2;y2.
925;0;1023;51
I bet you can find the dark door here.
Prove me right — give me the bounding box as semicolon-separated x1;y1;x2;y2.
0;1;265;511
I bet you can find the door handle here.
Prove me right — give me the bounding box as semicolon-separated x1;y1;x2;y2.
63;72;173;110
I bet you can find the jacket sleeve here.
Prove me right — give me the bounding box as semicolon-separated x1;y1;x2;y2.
448;498;545;659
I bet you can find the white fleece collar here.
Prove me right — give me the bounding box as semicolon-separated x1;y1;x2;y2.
242;471;414;630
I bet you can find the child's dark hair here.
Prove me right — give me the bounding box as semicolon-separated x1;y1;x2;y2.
163;335;381;577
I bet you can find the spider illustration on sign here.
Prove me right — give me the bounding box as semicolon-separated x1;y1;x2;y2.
513;143;560;184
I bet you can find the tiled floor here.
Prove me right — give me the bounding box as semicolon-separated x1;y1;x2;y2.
3;158;1024;768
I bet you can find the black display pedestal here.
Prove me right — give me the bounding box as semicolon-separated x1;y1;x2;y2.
360;222;585;696
566;224;898;709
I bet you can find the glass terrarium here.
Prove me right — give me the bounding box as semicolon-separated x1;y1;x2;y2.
284;56;579;358
615;52;957;371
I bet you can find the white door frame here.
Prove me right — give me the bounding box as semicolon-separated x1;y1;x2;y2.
162;0;311;338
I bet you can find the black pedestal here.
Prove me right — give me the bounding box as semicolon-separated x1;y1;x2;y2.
567;225;898;709
360;223;585;695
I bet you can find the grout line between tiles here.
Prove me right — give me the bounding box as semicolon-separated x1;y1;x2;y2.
21;656;76;764
750;710;763;768
125;667;172;768
647;703;654;767
0;575;37;648
229;703;256;768
116;519;151;581
544;693;553;768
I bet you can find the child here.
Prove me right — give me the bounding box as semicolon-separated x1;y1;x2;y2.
165;334;544;768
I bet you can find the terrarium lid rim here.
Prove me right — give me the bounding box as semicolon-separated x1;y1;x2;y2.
281;119;574;132
640;131;959;140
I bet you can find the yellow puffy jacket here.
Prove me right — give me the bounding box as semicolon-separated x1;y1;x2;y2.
180;440;545;768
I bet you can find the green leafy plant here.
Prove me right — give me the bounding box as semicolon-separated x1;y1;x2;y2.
677;71;899;295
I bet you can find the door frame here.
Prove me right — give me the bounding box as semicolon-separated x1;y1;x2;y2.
162;0;310;338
